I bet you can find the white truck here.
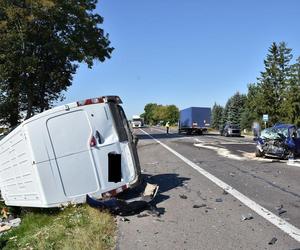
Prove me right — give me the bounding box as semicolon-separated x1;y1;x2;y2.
0;96;141;208
131;115;144;128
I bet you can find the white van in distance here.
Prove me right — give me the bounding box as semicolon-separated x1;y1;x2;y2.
0;96;141;208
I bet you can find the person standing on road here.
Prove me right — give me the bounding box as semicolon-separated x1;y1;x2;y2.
252;121;260;138
166;121;170;134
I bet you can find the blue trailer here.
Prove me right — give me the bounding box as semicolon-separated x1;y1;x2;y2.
178;107;211;135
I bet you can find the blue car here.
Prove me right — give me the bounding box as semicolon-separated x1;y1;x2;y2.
255;124;300;159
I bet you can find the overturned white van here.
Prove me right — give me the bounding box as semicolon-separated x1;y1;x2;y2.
0;96;141;207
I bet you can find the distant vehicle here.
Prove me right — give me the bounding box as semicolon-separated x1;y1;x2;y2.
0;96;141;208
178;107;211;135
220;124;241;137
131;115;144;128
255;123;300;159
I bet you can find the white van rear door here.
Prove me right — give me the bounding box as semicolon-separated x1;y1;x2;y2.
47;110;99;198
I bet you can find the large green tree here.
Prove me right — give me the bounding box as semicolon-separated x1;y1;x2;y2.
211;103;223;129
0;0;113;127
255;42;293;125
141;103;179;125
221;92;246;127
281;57;300;125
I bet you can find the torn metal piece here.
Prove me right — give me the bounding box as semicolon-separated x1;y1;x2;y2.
86;183;159;216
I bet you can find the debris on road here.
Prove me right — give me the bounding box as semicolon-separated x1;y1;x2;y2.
278;209;287;216
215;198;223;202
193;204;206;208
229;172;235;177
120;217;130;222
222;190;229;195
179;194;188;199
241;214;254;221
275;204;287;216
268;237;277;245
137;212;150;218
87;183;159;216
147;205;164;217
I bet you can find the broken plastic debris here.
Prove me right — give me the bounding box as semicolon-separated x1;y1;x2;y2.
137;213;149;218
278;209;287;216
193;204;206;208
144;183;158;197
241;214;253;221
268;237;277;245
86;183;159;216
179;194;188;199
9;218;21;228
120;217;130;222
0;224;11;233
276;204;287;216
148;205;163;217
222;190;229;195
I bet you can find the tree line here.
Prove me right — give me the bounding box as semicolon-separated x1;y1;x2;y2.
0;0;113;127
211;42;300;130
141;103;179;125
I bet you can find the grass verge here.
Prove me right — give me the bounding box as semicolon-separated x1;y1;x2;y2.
0;204;116;250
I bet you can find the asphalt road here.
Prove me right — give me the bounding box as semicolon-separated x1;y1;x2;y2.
117;127;300;250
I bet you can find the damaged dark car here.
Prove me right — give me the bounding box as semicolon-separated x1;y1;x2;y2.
255;124;300;159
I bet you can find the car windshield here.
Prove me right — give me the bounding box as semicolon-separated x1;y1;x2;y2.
260;127;289;140
230;125;239;129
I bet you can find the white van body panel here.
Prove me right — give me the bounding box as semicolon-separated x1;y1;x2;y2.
0;98;140;207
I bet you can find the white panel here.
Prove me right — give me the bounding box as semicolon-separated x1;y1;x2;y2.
56;151;99;197
47;110;99;197
47;111;92;158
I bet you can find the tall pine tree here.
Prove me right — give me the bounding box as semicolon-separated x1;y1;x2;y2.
256;42;292;125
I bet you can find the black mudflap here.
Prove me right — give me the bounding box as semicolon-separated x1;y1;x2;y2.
108;152;122;182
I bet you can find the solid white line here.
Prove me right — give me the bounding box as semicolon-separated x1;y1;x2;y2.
140;129;300;242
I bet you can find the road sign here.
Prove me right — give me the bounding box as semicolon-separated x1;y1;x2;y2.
263;114;269;122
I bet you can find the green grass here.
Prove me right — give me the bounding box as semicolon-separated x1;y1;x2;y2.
0;204;116;250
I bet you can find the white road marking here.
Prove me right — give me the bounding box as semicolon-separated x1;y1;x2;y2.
287;159;300;168
140;129;300;242
194;139;245;161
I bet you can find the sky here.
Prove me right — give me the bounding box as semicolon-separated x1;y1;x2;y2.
61;0;300;118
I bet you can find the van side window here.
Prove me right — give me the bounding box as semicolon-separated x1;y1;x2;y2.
108;103;128;142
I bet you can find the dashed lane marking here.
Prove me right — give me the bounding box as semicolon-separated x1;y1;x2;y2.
140;128;300;242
